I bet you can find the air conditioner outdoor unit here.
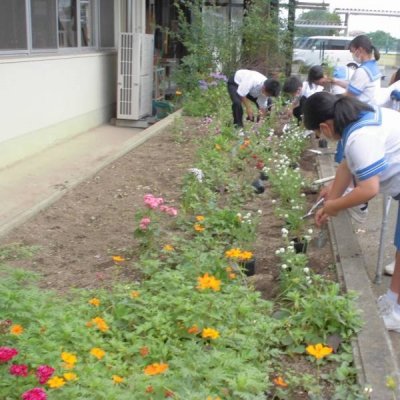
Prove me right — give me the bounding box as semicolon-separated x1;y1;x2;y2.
117;32;154;121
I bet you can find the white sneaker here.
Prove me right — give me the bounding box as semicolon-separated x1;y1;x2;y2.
383;308;400;333
347;203;368;224
378;293;396;316
385;261;395;276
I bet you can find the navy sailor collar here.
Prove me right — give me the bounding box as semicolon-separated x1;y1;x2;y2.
341;106;382;151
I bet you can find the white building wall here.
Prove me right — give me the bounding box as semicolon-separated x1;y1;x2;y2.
0;52;117;169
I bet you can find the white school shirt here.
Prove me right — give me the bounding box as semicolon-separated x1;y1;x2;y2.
376;80;400;109
300;81;324;98
347;60;381;105
234;69;269;109
343;107;400;197
331;66;356;95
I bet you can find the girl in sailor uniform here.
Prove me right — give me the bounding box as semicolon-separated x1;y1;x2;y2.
303;92;400;333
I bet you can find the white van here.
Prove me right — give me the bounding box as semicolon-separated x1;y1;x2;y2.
293;36;354;67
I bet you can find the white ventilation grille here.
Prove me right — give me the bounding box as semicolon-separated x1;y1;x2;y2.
117;33;154;120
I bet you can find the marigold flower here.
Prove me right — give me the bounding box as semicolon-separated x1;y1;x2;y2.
175;90;182;96
202;327;220;340
63;363;75;370
196;215;205;221
273;376;288;387
112;255;125;262
10;324;24;335
90;317;109;332
61;352;77;366
146;386;154;393
36;365;55;384
187;325;200;335
215;144;221;150
9;363;28;377
88;298;100;307
239;251;253;261
0;347;18;363
130;290;140;298
47;376;65;389
139;346;149;357
63;372;78;381
228;273;236;279
165;390;175;397
194;223;205;232
112;375;124;384
22;388;47;400
143;362;169;375
90;347;105;360
306;343;333;360
224;248;242;259
197;273;221;291
163;244;174;252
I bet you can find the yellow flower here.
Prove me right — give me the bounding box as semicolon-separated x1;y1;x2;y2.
228;273;236;279
273;376;288;387
195;215;205;222
239;251;253;261
197;273;221;291
175;90;182;96
63;363;75;370
10;324;24;335
202;327;220;340
144;362;169;375
163;244;174;252
47;376;66;389
90;317;109;332
112;255;125;263
215;144;221;151
61;352;77;366
130;290;140;298
306;343;333;360
225;248;242;259
90;347;106;360
194;223;205;232
63;372;78;381
112;375;124;384
88;297;100;307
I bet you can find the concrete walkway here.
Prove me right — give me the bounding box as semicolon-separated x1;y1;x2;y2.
0;114;399;398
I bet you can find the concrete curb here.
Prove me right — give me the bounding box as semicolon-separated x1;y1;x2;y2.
317;151;400;400
0;110;182;239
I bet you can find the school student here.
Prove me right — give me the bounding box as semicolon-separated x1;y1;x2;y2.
303;92;400;333
227;69;280;128
331;35;381;105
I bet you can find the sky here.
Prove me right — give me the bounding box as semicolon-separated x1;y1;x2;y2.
295;0;400;38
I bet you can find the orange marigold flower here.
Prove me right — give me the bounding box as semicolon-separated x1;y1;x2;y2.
187;325;200;335
91;317;109;332
239;251;253;261
202;327;220;340
63;363;75;370
194;223;205;232
112;375;124;384
165;390;175;397
195;215;205;222
224;248;242;259
306;343;333;360
197;273;221;291
112;255;125;263
273;376;288;387
139;346;150;357
143;362;169;376
90;347;105;360
63;372;78;381
146;386;154;393
228;273;236;279
88;297;100;307
47;376;66;389
163;244;174;252
10;324;24;335
61;352;77;365
130;290;140;298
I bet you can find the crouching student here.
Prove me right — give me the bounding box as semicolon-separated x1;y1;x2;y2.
303;91;400;333
227;69;281;128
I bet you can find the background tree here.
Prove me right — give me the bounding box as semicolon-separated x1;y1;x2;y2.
366;30;400;53
295;10;342;37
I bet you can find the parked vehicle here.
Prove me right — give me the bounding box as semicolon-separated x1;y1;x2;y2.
293;36;354;67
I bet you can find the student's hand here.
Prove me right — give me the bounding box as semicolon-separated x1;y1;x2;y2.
322;199;339;217
315;208;329;227
318;182;333;201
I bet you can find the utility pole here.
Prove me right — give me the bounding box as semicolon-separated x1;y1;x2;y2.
285;0;296;76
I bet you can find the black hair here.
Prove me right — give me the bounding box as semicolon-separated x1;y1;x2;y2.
349;35;380;61
346;62;358;70
392;68;400;84
282;76;302;95
263;79;281;97
303;92;374;136
307;65;324;86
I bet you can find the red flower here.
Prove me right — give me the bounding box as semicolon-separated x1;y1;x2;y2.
9;364;28;377
36;365;55;385
21;387;47;400
0;347;18;363
256;160;265;170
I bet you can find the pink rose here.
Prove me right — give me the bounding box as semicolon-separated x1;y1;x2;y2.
21;387;47;400
10;364;28;377
0;347;18;363
139;217;151;230
36;365;55;384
